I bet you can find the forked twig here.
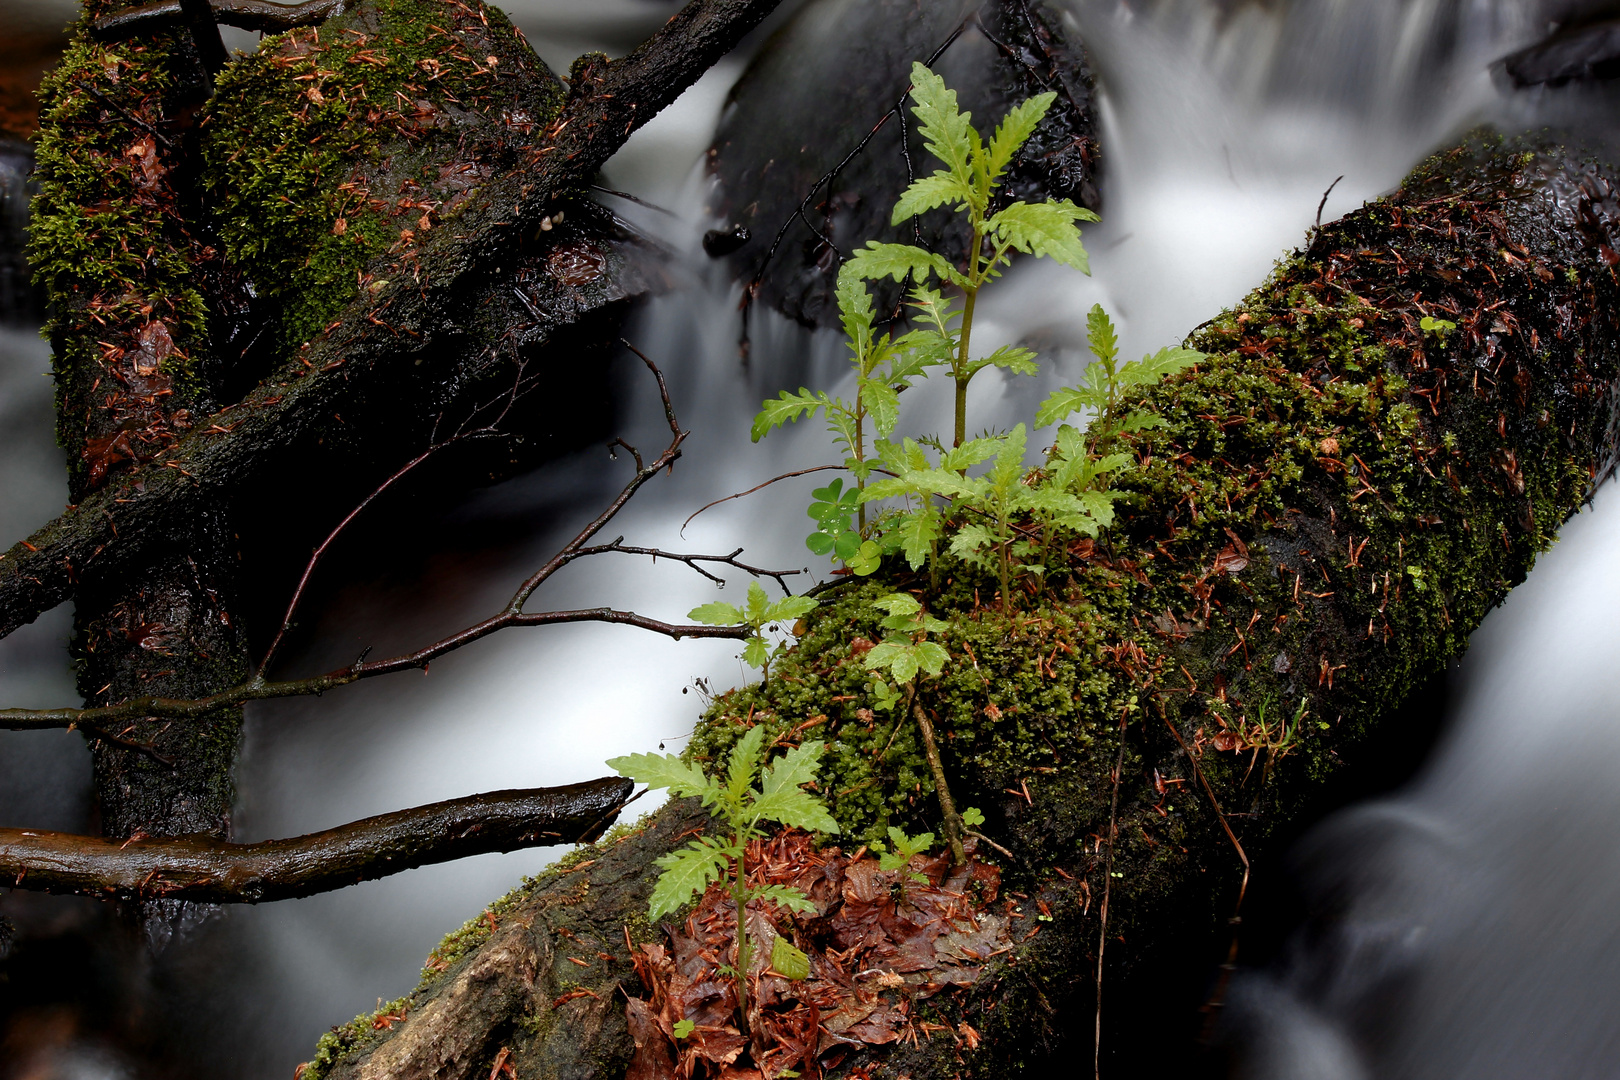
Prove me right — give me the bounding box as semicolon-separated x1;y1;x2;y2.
0;349;797;733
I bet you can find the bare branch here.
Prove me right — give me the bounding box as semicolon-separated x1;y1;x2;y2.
0;777;633;903
680;465;848;536
0;353;759;733
0;0;787;643
569;538;803;593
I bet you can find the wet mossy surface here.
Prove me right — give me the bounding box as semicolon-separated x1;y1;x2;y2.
202;0;564;358
322;131;1620;1079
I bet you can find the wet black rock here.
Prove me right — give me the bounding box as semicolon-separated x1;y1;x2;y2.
709;0;1100;330
0;133;40;326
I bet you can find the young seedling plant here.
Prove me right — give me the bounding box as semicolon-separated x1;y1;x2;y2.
606;725;836;1033
687;581;819;682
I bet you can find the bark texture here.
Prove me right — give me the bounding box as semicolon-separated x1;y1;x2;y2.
318;130;1620;1077
0;778;632;903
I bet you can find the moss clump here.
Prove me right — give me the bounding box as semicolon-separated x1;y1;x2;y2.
201;0;564;356
301;996;412;1080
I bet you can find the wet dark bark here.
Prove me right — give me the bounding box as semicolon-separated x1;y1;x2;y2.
316;131;1620;1078
0;778;632;903
2;0;781;934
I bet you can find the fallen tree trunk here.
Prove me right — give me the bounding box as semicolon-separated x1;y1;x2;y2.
0;778;632;903
312;130;1620;1079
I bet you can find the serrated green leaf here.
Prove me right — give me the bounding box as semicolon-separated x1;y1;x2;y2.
760;888;817;919
873;593;922;618
891;172;974;223
847;241;961;287
743;581;770;625
607;752;716;800
907;61;975;186
751;787;842;834
949;523;996;557
890;506;941;570
980;344;1039;378
687;601;744;627
758;739;823;798
913;641;950;677
986;92;1055;180
742;636;770;669
765;594;819;624
836;263;875;352
1036;386;1102;428
648;840;730;921
727;723;767;802
939;437;1002;473
1085;303;1118;366
865;641;919;684
860;378;901;436
752;389;829;442
987;200;1097;273
1122;346;1205;385
1115;411;1166;434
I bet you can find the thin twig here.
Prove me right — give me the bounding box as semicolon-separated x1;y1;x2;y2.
911;689;966;867
0;352;768;733
1317;175;1345;229
260;366;528;674
570;538;802;593
680;465;846;536
590;185;678;217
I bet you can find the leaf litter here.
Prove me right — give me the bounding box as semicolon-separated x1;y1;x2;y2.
626;829;1008;1080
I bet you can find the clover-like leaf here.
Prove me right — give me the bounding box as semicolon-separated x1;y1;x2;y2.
962;806;986;829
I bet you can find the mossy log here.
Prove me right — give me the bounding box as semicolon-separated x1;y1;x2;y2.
315;131;1620;1078
0;0;786;643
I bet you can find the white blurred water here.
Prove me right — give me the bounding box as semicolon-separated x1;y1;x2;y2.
3;0;1617;1075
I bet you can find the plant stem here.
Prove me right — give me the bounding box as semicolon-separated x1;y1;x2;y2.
911;694;966;865
733;835;752;1032
953;227;983;449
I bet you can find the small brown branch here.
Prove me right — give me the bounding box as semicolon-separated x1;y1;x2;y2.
0;777;632;903
911;692;965;866
568;538;802;593
0;354;752;733
260;371;526;675
680;465;847;537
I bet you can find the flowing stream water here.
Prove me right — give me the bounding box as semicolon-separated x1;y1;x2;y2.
2;0;1616;1075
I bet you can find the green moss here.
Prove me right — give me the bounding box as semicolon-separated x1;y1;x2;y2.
302;996;411;1080
201;0;564;355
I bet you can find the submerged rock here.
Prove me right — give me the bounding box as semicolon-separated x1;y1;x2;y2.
709;0;1100;329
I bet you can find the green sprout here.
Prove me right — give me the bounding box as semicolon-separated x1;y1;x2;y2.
606;726;837;1032
687;582;818;681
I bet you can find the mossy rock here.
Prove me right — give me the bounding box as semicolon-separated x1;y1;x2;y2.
202;0;566;358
